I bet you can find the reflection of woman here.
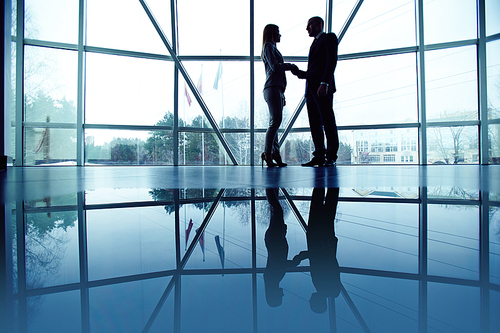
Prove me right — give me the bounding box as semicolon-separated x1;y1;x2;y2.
261;24;297;167
264;188;297;307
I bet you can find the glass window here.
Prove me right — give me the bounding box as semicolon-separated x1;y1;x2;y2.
335;53;418;126
24;46;78;123
428;204;479;280
486;0;500;36
179;61;249;130
86;0;170;55
25;209;79;289
425;46;478;122
87;206;176;281
340;128;418;165
280;132;313;166
339;0;416;54
25;0;78;44
491;206;500;285
423;0;477;45
487;40;500;120
336;201;419;273
427;283;480;333
254;0;326;57
490;123;500;164
27;291;82;332
85;129;170;165
85;53;174;126
427;125;478;164
25;128;76;165
177;0;249;56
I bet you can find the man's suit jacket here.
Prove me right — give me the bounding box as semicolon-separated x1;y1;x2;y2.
302;32;338;94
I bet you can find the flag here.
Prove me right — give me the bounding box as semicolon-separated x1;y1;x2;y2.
213;61;222;90
197;68;203;95
215;235;225;269
196;227;205;261
184;82;192;106
185;219;193;248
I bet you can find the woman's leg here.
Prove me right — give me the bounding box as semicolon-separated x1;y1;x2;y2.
264;87;283;155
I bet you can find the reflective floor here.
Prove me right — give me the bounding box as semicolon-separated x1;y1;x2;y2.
1;166;499;332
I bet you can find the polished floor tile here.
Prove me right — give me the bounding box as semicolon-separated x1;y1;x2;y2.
1;166;499;332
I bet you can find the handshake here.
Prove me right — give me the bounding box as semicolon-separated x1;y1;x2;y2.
289;64;306;79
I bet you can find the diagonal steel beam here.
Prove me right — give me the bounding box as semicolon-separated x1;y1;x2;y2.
278;0;364;147
338;0;364;43
280;188;308;232
139;0;238;165
340;284;371;333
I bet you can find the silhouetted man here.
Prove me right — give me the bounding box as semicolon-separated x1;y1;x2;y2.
292;17;339;167
293;188;341;313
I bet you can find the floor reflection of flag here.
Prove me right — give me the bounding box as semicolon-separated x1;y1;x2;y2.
196;228;205;261
215;235;225;269
185;219;193;249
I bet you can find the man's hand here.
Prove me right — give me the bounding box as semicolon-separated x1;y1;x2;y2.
317;84;328;97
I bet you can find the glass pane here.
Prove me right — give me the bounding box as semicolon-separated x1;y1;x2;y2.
10;41;16;160
428;204;479;280
25;0;78;44
182;201;252;269
11;0;16;36
425;46;478;122
27;291;81;332
86;0;170;55
85;129;173;165
254;0;326;57
336;202;419;273
179;61;249;130
486;0;500;36
280;132;313;166
491;206;500;285
25;210;79;289
490;123;500;164
24;46;78;123
424;0;477;45
335;53;418;126
226;133;250;165
179;131;224;165
177;0;249;56
427;186;479;200
427;283;480;333
427;126;478;164
89;277;173;332
341;275;418;332
25;128;76;165
339;128;418;165
339;0;416;54
487;40;500;120
181;275;252;332
85;53;174;126
87;206;176;281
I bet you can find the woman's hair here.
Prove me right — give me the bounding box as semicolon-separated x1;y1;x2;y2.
261;24;278;58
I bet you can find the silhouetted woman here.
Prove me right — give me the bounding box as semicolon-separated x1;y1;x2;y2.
261;24;297;167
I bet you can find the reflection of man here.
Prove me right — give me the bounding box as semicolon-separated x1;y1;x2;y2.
293;188;340;313
264;188;298;307
292;17;339;167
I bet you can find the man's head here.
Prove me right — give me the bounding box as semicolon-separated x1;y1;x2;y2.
306;16;324;38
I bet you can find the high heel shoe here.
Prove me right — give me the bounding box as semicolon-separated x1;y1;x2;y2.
261;152;277;167
272;152;287;167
